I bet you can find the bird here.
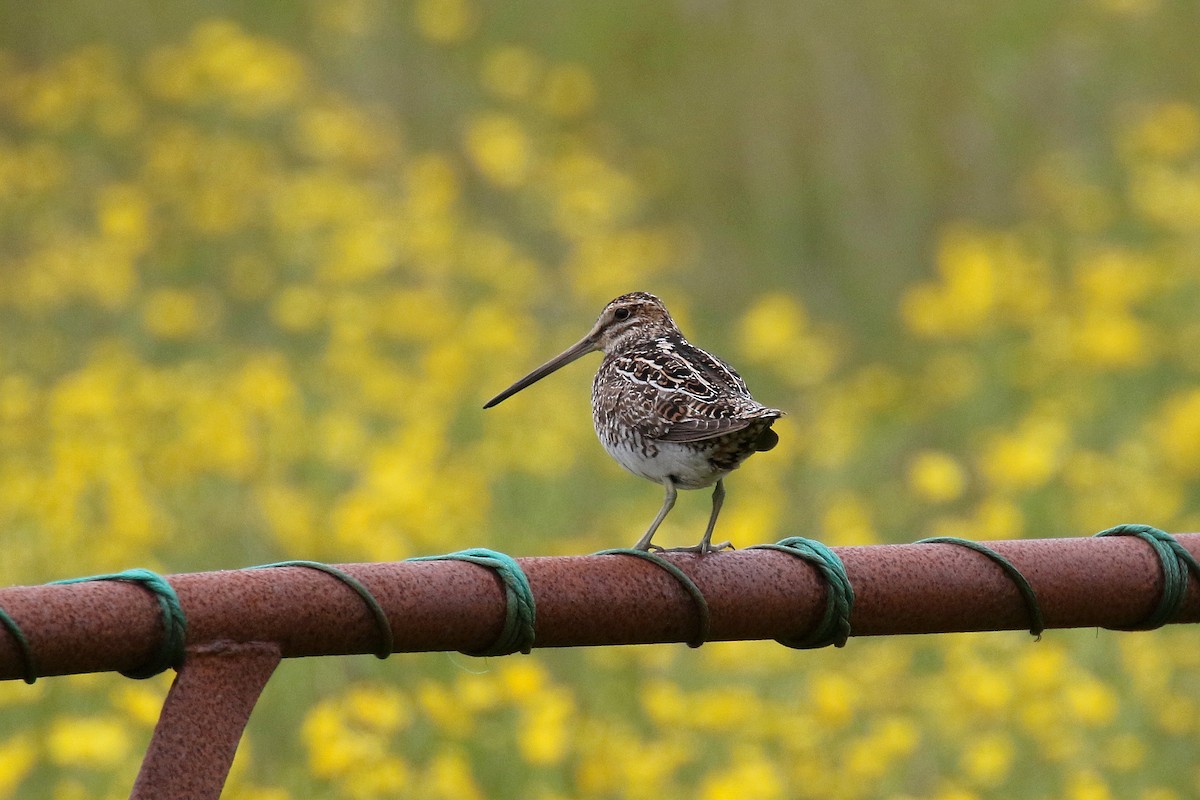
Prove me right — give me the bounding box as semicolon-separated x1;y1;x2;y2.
483;291;783;554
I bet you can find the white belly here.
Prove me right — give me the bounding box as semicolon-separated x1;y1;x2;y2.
599;433;725;490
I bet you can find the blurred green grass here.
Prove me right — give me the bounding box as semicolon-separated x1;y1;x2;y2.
3;1;1200;798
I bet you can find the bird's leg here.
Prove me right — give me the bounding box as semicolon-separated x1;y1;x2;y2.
633;477;677;551
701;479;732;553
666;479;733;555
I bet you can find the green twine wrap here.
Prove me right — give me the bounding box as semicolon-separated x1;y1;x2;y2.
749;537;855;648
916;536;1045;638
51;568;187;680
248;561;394;659
409;548;537;656
595;548;711;648
0;607;37;684
1094;524;1200;630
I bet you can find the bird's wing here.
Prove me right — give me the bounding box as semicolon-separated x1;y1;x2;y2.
609;342;778;443
650;414;757;442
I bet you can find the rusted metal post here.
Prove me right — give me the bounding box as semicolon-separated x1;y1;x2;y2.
132;641;280;800
0;534;1196;682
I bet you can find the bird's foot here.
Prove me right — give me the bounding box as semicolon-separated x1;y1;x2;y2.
661;540;735;555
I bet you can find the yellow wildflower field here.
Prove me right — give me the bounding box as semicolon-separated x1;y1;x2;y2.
1;3;1199;798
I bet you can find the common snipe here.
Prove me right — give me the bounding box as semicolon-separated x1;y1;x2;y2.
484;292;783;554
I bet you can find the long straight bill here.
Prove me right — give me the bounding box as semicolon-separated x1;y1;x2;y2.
483;336;597;408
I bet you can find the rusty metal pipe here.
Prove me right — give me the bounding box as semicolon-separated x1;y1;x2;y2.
131;641;280;799
1;534;1198;682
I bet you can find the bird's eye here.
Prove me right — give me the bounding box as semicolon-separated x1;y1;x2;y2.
614;307;631;321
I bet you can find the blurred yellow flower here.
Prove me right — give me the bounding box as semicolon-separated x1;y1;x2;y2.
498;658;549;701
934;790;982;800
141;287;213;339
454;672;502;713
1066;769;1114;800
236;354;296;413
343;757;411;797
423;749;485;800
97;183;152;252
1066;677;1119;727
698;746;785;800
1153;389;1200;476
974;497;1026;539
960;732;1014;788
463;113;532;188
845;734;891;782
809;671;857;728
740;293;807;360
1125;102;1200;161
258;482;316;551
1064;446;1183;533
518;687;575;765
1072;247;1157;308
717;495;781;549
416;680;475;737
640;679;688;728
1016;642;1069;690
693;687;765;733
293;99;396;167
302;701;399;781
553;153;642;239
954;660;1013;716
902;226;1053;337
1018;696;1064;741
0;734;36;795
325;218;404;283
110;684;167;728
1071;310;1156;369
0;373;37;423
566;228;677;299
907;450;967;504
342;684;411;733
11;231;139;312
876;715;920;758
573;720;631;795
820;490;877;545
979;413;1069;491
414;0;479;44
163;20;308;115
901;228;997;337
46;715;132;768
1129;162;1200;231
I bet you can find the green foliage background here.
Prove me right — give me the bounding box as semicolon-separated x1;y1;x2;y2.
2;1;1200;798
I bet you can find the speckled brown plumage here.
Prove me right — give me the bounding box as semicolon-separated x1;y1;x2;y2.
484;291;783;553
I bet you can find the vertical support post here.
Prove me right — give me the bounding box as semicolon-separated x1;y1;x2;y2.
131;641;281;800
